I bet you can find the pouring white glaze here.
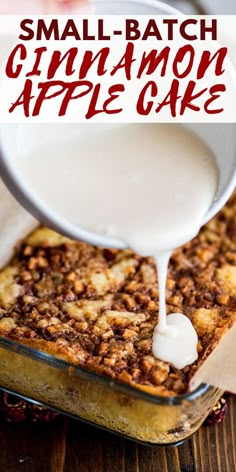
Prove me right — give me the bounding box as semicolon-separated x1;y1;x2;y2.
16;123;218;369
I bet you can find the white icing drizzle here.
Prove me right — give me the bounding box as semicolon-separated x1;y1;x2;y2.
17;123;218;369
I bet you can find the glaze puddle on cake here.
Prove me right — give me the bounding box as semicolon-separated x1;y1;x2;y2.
152;252;199;369
17;123;218;369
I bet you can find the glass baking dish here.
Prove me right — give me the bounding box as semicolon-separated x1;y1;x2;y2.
0;0;223;447
0;336;222;446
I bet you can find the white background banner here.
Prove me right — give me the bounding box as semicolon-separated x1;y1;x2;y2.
0;15;236;122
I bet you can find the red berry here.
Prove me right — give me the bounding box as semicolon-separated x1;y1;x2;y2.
0;392;60;423
28;403;60;422
204;397;227;426
1;393;27;423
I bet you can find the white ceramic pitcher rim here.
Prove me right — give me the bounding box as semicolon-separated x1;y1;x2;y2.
91;0;180;14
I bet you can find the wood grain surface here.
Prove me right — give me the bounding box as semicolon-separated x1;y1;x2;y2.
0;396;235;472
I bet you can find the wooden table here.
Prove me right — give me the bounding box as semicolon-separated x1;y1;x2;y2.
0;396;235;472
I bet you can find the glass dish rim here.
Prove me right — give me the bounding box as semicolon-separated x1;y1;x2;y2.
0;335;211;406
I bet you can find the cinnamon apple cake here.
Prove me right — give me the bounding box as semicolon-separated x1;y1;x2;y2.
0;192;235;398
